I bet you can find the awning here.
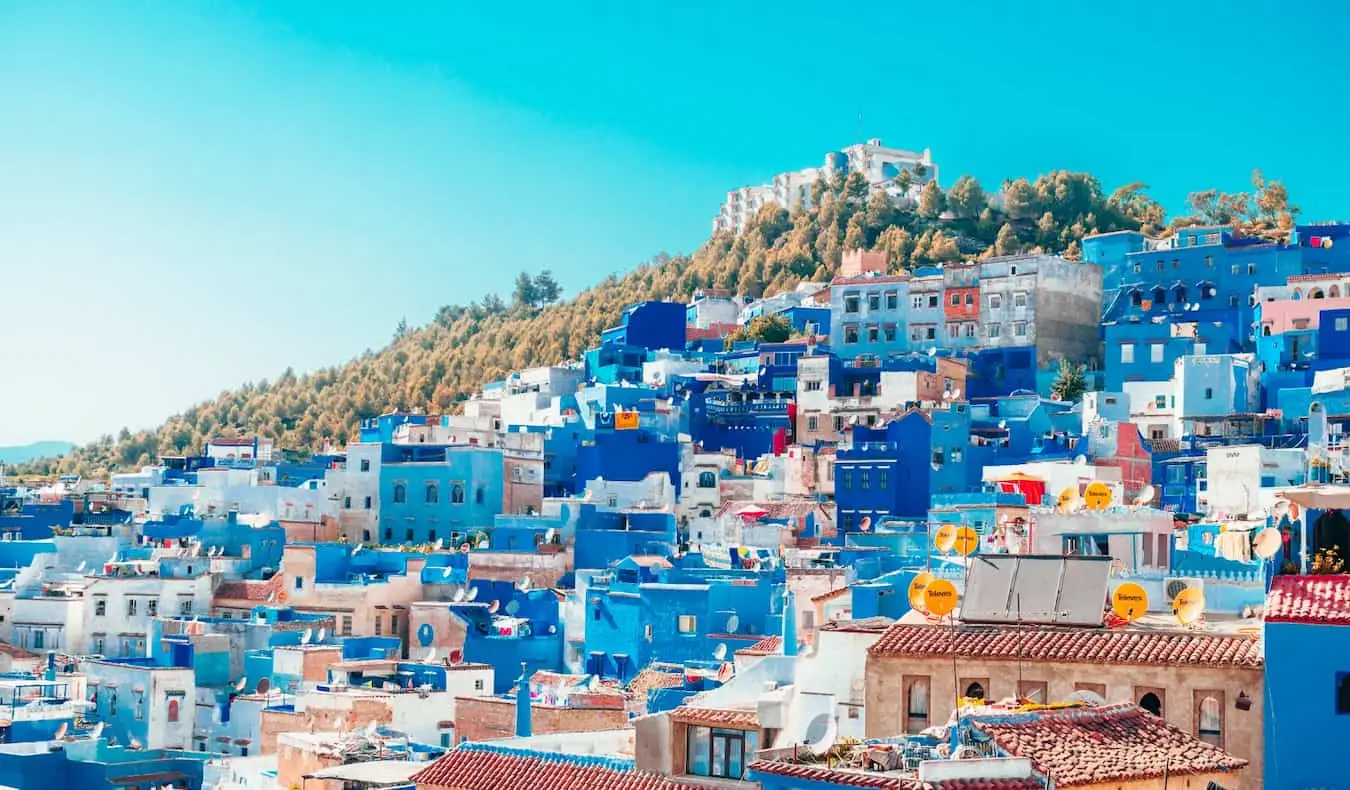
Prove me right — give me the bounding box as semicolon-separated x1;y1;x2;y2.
305;760;424;786
1279;485;1350;510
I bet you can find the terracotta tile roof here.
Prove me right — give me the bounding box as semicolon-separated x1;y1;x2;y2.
411;743;692;790
868;624;1263;668
812;586;851;604
625;667;684;698
670;705;760;729
1266;574;1350;625
717;498;830;521
0;643;39;660
971;702;1247;787
209;436;257;447
748;761;1043;789
214;573;282;602
735;635;782;655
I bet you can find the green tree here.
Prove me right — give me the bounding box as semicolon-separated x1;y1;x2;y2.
726;313;793;348
1051;358;1087;403
512;272;539;309
844;171;869;204
918;180;946;219
1002;177;1037;220
534;270;563;304
946;175;987;219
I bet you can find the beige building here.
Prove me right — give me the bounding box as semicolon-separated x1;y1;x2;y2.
865;622;1265;784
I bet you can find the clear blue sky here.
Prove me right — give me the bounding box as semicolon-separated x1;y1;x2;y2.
1;1;1347;446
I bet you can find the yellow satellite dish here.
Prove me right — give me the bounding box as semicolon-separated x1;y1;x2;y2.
953;526;980;557
908;571;934;612
1173;587;1205;625
1056;487;1075;510
1084;482;1113;511
924;578;959;617
1253;527;1282;560
934;524;958;554
1111;583;1148;622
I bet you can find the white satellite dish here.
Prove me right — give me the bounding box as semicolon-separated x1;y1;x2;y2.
1135;484;1156;506
351;544;363;556
505;600;521;616
801;712;837;755
453;587;466;602
725;614;740;633
1254;527;1282;559
928;347;937;357
1065;689;1106;707
519;575;532;592
76;561;86;573
950;388;961;400
1074;454;1088;466
425;647;437;663
317;627;327;643
998;420;1007;430
467;586;480;602
432;538;444;551
300;629;312;646
712;643;728;661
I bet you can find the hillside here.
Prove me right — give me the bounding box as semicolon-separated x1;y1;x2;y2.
18;169;1296;478
0;441;76;465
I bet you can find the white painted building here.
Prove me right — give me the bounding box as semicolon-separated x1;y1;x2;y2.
109;466;168;497
83;572;214;657
679;448;737;522
1201;444;1305;519
687;289;742;329
81;659;195;750
1121;380;1181;441
713;140;937;235
10;591;85;654
324;443;383;543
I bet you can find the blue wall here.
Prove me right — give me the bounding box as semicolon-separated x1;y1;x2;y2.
575;430;681;490
1265;619;1350;789
379;447;504;543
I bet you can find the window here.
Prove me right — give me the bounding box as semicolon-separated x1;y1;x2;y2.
988;323;1000;339
343;496;352;509
360;459;371;472
384;527;392;541
134;694;144;721
1204;387;1214;400
806;416;819;432
294;576;304;591
931;449;944;466
989;294;1002;309
391;614;399;632
1248;262;1256;275
1196;692;1223;747
911;295;924;309
364;496;372;510
32;631;44;650
1018;680;1048;703
950;293;961;306
474;679;485;691
1133;263;1142;274
925;326;935;340
1013;322;1027;337
180;600;193;616
878;469;888;489
687;726;712;776
375;615;383;635
844;326;859;344
404;528;414;541
859;469;870;489
844;296;859;313
108;690;117;716
927;295;938;308
886;292;898;309
951;448;963;463
964;323;975;337
393;484;406;504
965;292;974;305
962;680;987;700
476;487;485;505
677;615;697;634
1150;344;1164;363
1137;688;1164;716
127;599;138;617
1121;344;1135;364
1154;394;1167;409
947;324;959;339
167;698;180;723
1338;317;1348;332
1014;292;1027;308
867;326;878;343
868;294;880;310
426;484;439;504
687;726;751;779
904;676;930;730
451;484;466;504
884;326;896;342
95;599;106;617
341;615;353;635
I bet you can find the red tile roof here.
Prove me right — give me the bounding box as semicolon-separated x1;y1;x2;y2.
625;667;684;698
717;498;830;521
812;586;851;604
1266;574;1350;625
411;746;692;790
214;573;282;602
868;624;1263;669
670;705;760;729
735;635;782;656
747;761;1043;789
971;702;1248;787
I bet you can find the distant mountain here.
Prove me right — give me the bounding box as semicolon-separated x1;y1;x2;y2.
0;441;76;464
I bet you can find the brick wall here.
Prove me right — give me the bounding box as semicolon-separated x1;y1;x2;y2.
453;696;628;744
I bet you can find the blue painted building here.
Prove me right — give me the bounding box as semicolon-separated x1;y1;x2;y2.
379;446;505;544
573;506;677;572
1105;311;1244;391
828;273;910;361
453;580;564;693
574;428;682;491
600;301;688;352
686;384;790;460
358;412;430;443
965;346;1037;399
834;409;964;530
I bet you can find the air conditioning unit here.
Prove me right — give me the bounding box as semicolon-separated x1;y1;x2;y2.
1164;577;1204;604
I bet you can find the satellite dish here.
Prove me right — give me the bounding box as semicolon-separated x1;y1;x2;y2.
802;712;837;755
1253;527;1282;559
859;516;872;533
432;538;444;551
1084;482;1113;511
726;614;740;634
425;646;437;663
998;420;1007;430
1055;487;1076;511
1174;587;1205;625
256;678;271;694
953;526;979;557
234;676;247;692
488;600;500;614
467;586;480;602
1065;689;1106;707
453;587;466;602
519;575;532;592
933;524;958;554
505;600;521;616
300;629;312;646
448;649;463;664
1111;583;1148;622
923;579;959;617
713;643;728;661
351;544;363;556
417;623;435;647
54;721;67;740
1074;454;1088;466
1135;484;1156;506
90;722;104;741
950;388;961;400
928;347;937;357
76;561;86;573
908;572;934;613
317;627;327;643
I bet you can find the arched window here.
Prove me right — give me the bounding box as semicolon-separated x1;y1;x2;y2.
698;471;717;488
1293;288;1303;301
1263;325;1272;336
906;679;930;731
1139;692;1162;716
1333;285;1343;298
1197;696;1222;747
1131;289;1143;307
1174;285;1188;304
392;484;406;504
1151;286;1166;305
964;682;985;700
168;698;180;723
425;484;439;504
1312;289;1326;299
451;484;466;504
